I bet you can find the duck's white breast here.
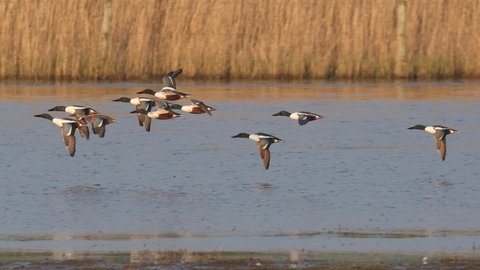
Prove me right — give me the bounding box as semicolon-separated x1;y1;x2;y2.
425;126;436;134
130;98;141;105
248;134;261;142
289;112;300;120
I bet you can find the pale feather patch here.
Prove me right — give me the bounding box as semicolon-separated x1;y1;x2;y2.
248;134;261;142
130;98;141;105
289;112;300;120
181;105;194;113
424;126;436;134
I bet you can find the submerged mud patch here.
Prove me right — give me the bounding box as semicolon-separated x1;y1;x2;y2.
1;250;480;269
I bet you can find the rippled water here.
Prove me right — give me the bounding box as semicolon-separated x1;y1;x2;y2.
1;81;480;255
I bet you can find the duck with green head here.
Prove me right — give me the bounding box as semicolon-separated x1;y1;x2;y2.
232;132;283;170
170;99;215;116
137;88;190;101
408;124;458;161
34;113;88;157
113;97;156;129
131;101;181;132
48;105;98;116
272;111;323;126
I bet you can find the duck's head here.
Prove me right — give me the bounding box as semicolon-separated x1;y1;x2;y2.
408;125;426;130
34;113;54;120
137;89;156;95
48;106;66;112
112;97;131;103
272;111;291;117
170;104;182;110
232;133;250;138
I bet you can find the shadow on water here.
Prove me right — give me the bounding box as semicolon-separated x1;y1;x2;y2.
2;80;480;267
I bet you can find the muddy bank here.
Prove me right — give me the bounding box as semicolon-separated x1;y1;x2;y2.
1;250;480;269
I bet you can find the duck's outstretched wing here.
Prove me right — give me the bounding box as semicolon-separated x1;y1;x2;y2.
163;69;182;88
434;130;447;161
298;115;310;125
257;144;271;170
170;68;183;79
87;115;115;137
435;137;447;161
77;125;89;140
59;130;76;157
142;114;152;132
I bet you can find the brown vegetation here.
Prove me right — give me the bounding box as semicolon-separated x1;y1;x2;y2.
1;0;480;80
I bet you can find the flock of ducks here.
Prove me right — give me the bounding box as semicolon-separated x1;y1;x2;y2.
34;69;459;168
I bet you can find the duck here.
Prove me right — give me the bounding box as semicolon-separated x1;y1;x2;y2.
112;97;156;111
48;105;98;139
133;101;181;120
71;114;116;138
272;111;323;126
136;69;189;100
231;132;284;170
170;99;216;116
112;97;156;131
408;125;459;161
136;88;190;101
34;113;87;157
48;105;98;116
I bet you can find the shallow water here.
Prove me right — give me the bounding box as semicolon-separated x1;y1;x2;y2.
1;81;480;256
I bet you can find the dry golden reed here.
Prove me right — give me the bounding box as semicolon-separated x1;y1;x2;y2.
1;0;480;80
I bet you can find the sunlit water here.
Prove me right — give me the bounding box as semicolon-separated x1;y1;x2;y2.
1;81;480;254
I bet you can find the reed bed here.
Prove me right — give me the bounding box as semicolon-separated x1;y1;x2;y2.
1;0;480;80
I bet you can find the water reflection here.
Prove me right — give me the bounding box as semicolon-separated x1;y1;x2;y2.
2;80;480;102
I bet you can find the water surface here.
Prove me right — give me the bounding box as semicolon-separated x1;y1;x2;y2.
1;81;480;256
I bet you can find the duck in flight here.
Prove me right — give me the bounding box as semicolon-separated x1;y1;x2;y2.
34;113;88;157
71;114;116;138
272;111;323;126
408;124;458;161
232;132;283;170
48;105;98;116
112;97;156;131
136;68;189;100
48;105;98;139
170;99;215;116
